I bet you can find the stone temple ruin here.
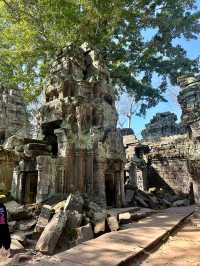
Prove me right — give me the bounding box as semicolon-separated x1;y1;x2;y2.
0;87;30;193
7;44;125;207
1;47;200;260
141;112;185;141
0;53;199;210
0;86;29;143
123;75;200;207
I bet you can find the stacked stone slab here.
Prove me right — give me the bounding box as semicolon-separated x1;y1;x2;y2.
11;44;125;208
0;87;30;143
141;112;185;141
178;75;200;139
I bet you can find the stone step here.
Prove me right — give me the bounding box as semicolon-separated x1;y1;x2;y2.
29;206;194;266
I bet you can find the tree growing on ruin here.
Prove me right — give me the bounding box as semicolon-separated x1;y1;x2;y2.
0;0;200;114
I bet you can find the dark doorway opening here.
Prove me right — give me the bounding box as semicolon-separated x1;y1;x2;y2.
105;173;116;207
20;171;38;204
0;131;5;145
42;120;61;157
25;172;38;203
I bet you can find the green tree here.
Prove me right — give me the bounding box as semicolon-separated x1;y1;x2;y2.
0;0;200;112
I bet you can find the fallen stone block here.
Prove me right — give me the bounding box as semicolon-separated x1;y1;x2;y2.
64;193;84;213
35;209;67;254
107;215;119;231
66;210;83;228
54;193;84;214
11;232;26;244
8;221;17;233
6;201;32;221
135;195;149;208
92;211;106;234
87;201;103;218
172;199;190;207
35;205;54;233
161;198;172;207
118;212;132;224
11;239;25;251
75;223;94;244
18;219;37;231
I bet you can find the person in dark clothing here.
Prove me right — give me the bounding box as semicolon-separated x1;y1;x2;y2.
0;196;11;255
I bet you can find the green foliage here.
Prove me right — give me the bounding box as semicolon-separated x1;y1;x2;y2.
0;0;200;113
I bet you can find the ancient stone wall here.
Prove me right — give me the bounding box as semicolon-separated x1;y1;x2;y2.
150;157;192;195
146;134;199;195
146;79;200;201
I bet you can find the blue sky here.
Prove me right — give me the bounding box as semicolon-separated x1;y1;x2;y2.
121;0;200;139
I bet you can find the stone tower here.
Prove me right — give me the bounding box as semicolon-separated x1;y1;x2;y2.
178;75;200;139
0;86;30;143
141;112;185;141
12;44;125;207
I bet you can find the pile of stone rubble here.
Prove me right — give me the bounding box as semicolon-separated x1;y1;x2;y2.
2;194;155;259
5;190;192;261
125;186;192;209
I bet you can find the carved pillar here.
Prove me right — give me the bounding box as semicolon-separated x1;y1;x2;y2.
79;150;85;192
129;162;137;186
86;151;94;194
120;167;126;207
75;150;81;191
93;157;107;207
55;158;65;193
64;149;76;193
36;156;52;203
11;166;21;201
114;162;125;208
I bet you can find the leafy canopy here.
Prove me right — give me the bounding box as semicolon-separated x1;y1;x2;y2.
0;0;200;113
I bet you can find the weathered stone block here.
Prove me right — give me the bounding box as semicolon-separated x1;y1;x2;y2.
118;212;132;224
35;205;54;233
35;209;67;254
92;211;106;234
107;215;119;231
75;223;94;244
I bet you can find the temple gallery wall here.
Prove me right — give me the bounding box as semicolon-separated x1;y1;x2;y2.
0;45;199;208
124;75;200;204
